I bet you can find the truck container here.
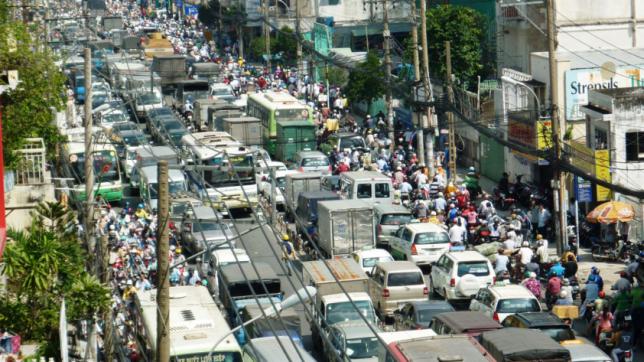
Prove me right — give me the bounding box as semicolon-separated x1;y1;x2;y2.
275;120;316;163
301;259;376;348
193;98;226;130
208;104;245;131
479;328;570;362
101;16;123;31
152;55;186;84
284;172;323;217
223;116;262;146
190;62;222;81
121;35;140;50
295;191;340;241
317;200;375;258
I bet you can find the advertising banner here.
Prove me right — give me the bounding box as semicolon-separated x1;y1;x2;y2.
595;149;612;201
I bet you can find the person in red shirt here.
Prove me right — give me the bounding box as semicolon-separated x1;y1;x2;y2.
336;162;350;174
546;275;562;309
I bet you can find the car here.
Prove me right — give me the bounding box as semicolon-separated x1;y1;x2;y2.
153;118;186;143
469;284;542;323
324;321;381;361
294;150;331;175
389;223;450;271
135;92;163;118
113;129;148;158
501;312;581;345
203;248;250;296
393;300;455;331
564;342;612;362
180;206;236;256
169;195;203;223
351;248;394;275
373;202;413;249
368;261;428;318
428;311;502;336
326;132;368;152
110;121;139;138
430;250;495;302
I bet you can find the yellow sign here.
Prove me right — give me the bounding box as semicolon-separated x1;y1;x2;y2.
536;119;553;151
595;149;612;201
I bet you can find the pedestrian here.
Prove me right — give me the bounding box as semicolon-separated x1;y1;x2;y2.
281;234;296;276
537;204;551;237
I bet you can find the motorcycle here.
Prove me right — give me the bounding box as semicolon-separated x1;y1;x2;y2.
592;240;632;262
493;187;516;211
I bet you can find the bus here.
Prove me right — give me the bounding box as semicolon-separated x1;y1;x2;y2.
246;92;313;155
61;128;124;203
182;132;258;213
133;285;242;362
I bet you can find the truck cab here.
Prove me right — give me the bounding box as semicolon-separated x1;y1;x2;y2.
339;171;393;203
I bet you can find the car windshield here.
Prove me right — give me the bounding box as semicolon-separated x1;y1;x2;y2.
339;136;366;149
276;176;286;188
345;337;379;359
540;327;576;342
139;93;161;104
169;131;186;145
103;112;127;124
192;221;224;232
150;181;185;198
123;135;146;146
414;231;450;244
496;298;541;313
326;300;376;325
211;87;232;96
388;272;424;286
362;256;393;268
457;261;490;277
114;123;138;132
161;120;184;131
302;157;329;167
380;213;412;225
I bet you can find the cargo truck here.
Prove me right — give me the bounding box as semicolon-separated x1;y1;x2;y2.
143;33;174;60
301;259;377;350
316;200;376;258
284;172;323;219
193;99;227;131
223;116;262;146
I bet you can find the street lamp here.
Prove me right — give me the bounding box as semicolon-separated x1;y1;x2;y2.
206;286;317;357
501;75;542;118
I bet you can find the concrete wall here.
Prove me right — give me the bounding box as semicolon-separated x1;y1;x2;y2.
609;101;644;190
5;183;56;231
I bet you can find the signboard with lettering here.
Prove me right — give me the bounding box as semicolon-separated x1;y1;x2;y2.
174;352;237;362
595;149;612;201
574;176;593;203
564;65;644;121
508;116;551;165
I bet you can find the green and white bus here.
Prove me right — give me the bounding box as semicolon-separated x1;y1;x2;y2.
61;127;124;202
133;285;242;362
246;92;314;155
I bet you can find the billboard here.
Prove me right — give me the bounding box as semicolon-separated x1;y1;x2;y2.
564;65;644;121
595;149;612;201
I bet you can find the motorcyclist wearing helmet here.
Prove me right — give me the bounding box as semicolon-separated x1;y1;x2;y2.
498;172;510;194
135;203;149;219
589;267;605;292
281;234;296;276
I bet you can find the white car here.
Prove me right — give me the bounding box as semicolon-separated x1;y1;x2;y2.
469;284;542;323
389;223;450;270
351;248;394;275
204;248;250;296
256;161;296;208
430;250;495;302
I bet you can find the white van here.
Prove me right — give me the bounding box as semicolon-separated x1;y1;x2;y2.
339;171;393;203
139;166;188;210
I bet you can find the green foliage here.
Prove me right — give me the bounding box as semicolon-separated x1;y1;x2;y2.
344;51;385;108
0;19;66;170
0;202;110;356
326;66;349;87
426;5;491;85
248;27;298;65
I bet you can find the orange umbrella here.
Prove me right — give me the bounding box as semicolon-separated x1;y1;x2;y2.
586;201;635;224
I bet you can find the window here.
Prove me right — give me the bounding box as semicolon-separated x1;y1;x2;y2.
380;213;412;225
357;183;372;198
415;231;450;245
387;272;424;286
401;228;413;242
457;261;490;277
495;298;541;313
375;183;390;198
626;132;644;161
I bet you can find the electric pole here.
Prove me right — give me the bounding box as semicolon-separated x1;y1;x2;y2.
295;0;303;84
101;234;113;362
383;0;395;152
420;0;433;172
156;160;170;362
264;0;272;72
547;0;567;255
410;0;424;165
445;41;456;182
83;48;94;264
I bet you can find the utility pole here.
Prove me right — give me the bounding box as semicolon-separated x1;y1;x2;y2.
410;0;424;165
100;234;113;362
445;41;456;182
420;0;433;172
264;0;272;72
547;0;567;255
156;160;170;362
237;1;244;60
383;0;395;152
83;48;94;264
270;166;277;224
295;0;303;87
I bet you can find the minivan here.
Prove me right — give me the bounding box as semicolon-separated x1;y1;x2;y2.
368;261;428;318
339;171;393;203
374;202;413;249
294;150;332;175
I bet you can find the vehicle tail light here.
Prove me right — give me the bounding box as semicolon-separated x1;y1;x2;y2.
449;278;455;287
382;288;390;298
492;276;496;284
416;325;423;330
411;243;418;255
298;167;304;172
493;312;499;322
377;224;382;236
423;287;429;296
625;351;632;358
328;165;332;172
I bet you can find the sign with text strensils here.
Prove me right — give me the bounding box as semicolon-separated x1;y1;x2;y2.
564;65;644;120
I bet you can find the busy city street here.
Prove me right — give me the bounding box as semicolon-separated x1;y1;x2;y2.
0;0;644;361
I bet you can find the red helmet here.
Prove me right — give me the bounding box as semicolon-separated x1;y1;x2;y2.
599;291;606;298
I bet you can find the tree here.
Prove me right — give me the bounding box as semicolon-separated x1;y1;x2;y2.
0;11;67;169
426;5;491;86
326;66;349;88
0;202;110;357
344;51;385;110
248;26;298;65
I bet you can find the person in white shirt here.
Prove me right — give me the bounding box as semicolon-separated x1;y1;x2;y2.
518;241;534;266
503;237;517;251
448;219;466;244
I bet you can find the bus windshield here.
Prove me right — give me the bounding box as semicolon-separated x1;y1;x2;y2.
70;150;120;183
149;181;186;198
205;154;255;187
